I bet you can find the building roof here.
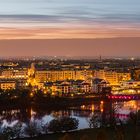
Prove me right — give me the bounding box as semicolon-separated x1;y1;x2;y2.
92;78;108;84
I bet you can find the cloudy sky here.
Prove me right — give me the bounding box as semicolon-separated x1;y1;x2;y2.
0;0;140;56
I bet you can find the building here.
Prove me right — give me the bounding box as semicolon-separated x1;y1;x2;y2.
80;81;91;93
16;79;28;89
0;81;16;90
117;72;131;84
121;80;140;89
0;69;28;80
112;80;140;94
35;71;48;83
94;70;131;86
0;68;28;89
44;80;92;95
35;70;93;83
13;69;28;79
44;81;72;95
105;71;118;85
58;81;72;94
0;70;14;78
92;78;110;93
37;82;45;90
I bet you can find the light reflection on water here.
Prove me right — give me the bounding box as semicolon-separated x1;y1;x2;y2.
0;100;140;133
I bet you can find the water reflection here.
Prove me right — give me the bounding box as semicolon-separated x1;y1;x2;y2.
0;100;140;136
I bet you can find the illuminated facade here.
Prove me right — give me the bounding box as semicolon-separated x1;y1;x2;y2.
37;82;45;89
117;72;131;83
43;80;92;95
35;70;93;83
0;69;28;79
94;70;131;85
1;70;14;78
121;80;140;89
92;78;110;93
44;81;72;95
112;80;140;94
28;63;35;77
105;71;118;85
16;79;28;89
35;71;48;83
80;81;91;93
0;69;28;89
0;81;16;90
58;81;72;94
14;69;28;79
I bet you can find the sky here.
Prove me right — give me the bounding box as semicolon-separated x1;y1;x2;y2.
0;0;140;57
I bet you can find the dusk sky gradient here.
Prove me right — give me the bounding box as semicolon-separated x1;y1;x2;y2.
0;0;140;57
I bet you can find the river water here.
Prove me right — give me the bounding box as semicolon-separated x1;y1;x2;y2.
0;100;140;138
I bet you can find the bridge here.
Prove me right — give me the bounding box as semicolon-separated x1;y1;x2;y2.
108;94;140;100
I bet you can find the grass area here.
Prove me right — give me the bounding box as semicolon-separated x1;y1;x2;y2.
15;126;140;140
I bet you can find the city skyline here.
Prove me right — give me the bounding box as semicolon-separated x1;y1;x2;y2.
0;0;140;56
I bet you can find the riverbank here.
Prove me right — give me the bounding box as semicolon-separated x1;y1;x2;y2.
14;125;140;140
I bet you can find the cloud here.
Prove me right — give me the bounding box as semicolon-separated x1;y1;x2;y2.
0;26;140;39
0;0;140;39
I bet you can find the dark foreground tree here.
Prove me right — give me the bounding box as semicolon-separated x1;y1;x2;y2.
2;127;15;140
47;119;62;133
61;117;79;132
89;113;101;128
25;121;40;137
48;117;79;132
1;122;22;139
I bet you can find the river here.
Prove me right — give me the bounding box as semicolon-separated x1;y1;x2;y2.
0;99;140;138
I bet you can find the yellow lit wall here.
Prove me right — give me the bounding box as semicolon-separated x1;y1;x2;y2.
35;70;93;83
